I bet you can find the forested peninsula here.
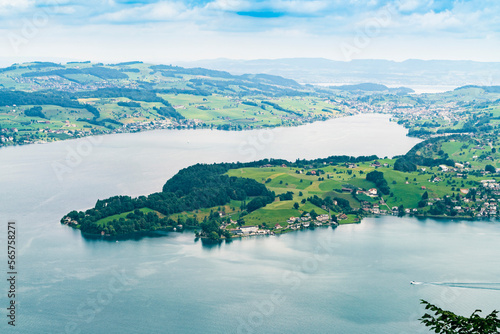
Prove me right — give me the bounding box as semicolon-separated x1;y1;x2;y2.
62;134;500;240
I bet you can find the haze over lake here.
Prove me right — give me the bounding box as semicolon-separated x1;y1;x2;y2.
1;114;499;333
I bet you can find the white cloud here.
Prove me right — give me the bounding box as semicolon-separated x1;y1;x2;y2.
1;0;499;62
397;0;422;12
36;0;74;4
0;0;33;14
96;1;188;23
409;10;462;30
50;5;77;15
205;0;249;12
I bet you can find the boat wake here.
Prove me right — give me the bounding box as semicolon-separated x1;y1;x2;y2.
411;281;500;291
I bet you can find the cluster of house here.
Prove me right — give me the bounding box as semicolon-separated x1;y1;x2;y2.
121;119;173;132
475;180;500;217
281;213;337;230
481;180;500;190
0;127;17;143
360;202;417;215
356;188;378;197
329;160;389;171
62;217;78;226
341;187;378;197
430;161;500;181
1;117;204;147
229;225;272;236
390;207;418;215
368;178;500;217
0;126;96;146
477;200;499;217
228;213;338;236
370;161;390;168
342;99;467;126
383;101;467;127
438;163;473;174
14;74;135;92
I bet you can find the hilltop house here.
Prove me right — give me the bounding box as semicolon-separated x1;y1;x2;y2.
439;165;449;172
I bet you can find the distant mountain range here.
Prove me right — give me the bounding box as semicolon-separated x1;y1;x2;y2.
175;58;500;87
0;61;306;97
455;85;500;93
329;83;414;94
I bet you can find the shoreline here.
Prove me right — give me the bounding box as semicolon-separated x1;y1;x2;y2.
65;212;499;242
0;111;376;149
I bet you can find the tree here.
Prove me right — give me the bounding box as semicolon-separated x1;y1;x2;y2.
485;164;496;173
430;201;446;215
420;300;500;334
208;231;220;241
25;106;47;119
278;191;294;201
334;197;351;211
422;191;429;200
397;205;405;217
293;202;299;210
394;157;417;172
246;197;265;212
366;170;390;195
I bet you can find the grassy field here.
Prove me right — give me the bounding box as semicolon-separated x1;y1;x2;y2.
95;208;160;226
226;145;500;220
241;200;301;228
441;139;500;170
1;61;346;146
158;94;341;128
1;93;343;146
339;214;361;224
170;200;243;222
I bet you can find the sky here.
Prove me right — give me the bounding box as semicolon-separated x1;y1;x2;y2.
0;0;499;65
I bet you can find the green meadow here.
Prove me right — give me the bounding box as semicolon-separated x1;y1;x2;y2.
94;207;160;227
1;61;347;147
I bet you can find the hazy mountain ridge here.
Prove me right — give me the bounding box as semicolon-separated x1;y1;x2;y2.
175;58;500;87
0;61;304;95
329;83;414;94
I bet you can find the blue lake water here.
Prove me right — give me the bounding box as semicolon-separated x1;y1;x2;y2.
1;114;499;333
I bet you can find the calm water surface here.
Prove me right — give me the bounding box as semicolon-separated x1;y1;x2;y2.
1;114;499;333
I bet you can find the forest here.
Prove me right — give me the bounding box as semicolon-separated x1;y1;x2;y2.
62;160;278;235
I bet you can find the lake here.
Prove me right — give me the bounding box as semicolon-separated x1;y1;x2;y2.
1;114;499;333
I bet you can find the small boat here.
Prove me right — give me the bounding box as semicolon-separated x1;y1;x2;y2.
410;281;416;285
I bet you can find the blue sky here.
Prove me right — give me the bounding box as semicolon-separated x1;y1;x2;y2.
0;0;499;64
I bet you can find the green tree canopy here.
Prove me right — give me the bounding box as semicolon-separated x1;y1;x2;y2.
485;164;496;173
420;300;500;334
